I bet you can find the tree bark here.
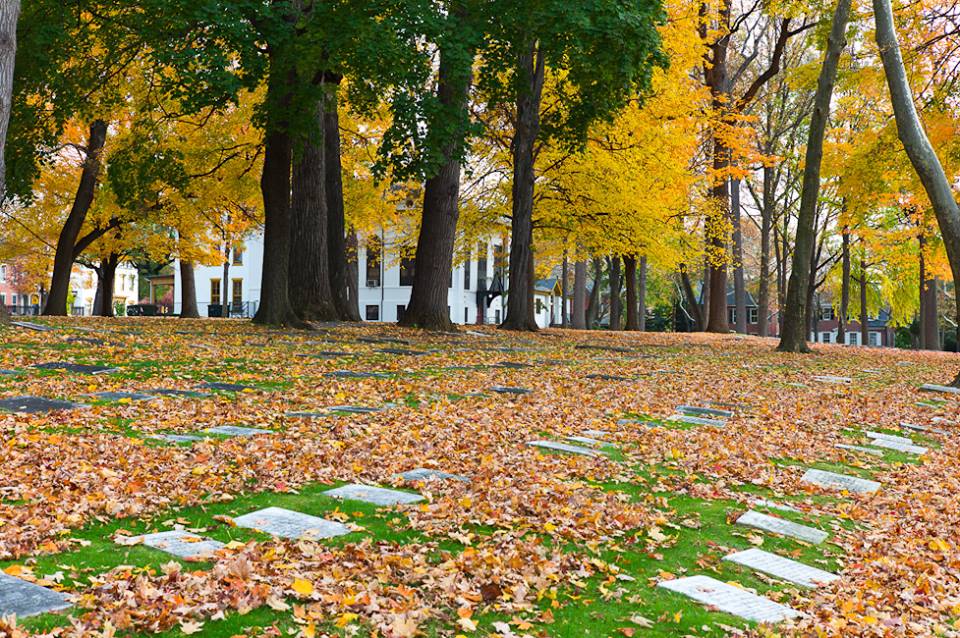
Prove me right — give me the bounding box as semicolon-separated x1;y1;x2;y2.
222;241;230;315
44;120;108;316
0;0;18;202
323;75;361;322
638;256;648;331
401;41;472;330
624;255;638;330
586;258;602;328
859;265;869;346
757;165;773;337
679;268;702;331
93;254;119;317
608;255;622;330
838;224;850;344
572;260;587;329
289;97;338;322
253;61;302;327
731;177;747;333
180;260;200;318
919;232;938;349
561;253;569;328
501;41;545;331
778;0;851;352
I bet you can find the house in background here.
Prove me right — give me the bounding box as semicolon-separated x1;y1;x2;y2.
810;304;896;347
698;286;780;336
69;263;140;315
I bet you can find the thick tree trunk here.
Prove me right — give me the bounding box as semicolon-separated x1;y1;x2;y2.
624;255;638;330
324;75;360;322
679;268;702;331
778;0;851;352
805;243;818;341
838;225;850;344
572;260;587;329
289;98;338;322
758;166;773;337
44;120;108;316
401;43;472;330
586;258;602;328
345;230;359;315
253;63;302;327
94;254;118;317
859;267;869;346
702;260;711;329
638;256;648;331
874;0;960;374
731;178;747;333
561;253;569;327
608;256;622;330
0;0;18;202
222;245;230;315
502;41;545;332
180;260;200;318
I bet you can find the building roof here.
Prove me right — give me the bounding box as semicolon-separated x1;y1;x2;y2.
697;285;758;307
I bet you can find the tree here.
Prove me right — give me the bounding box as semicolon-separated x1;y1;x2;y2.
0;0;18;201
777;0;852;352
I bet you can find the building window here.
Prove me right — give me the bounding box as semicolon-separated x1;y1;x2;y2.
728;307;736;325
11;294;17;306
232;279;243;305
869;331;880;347
232;247;244;266
748;307;759;323
820;307;834;321
365;304;380;321
463;250;471;290
0;265;6;282
464;307;468;323
821;332;832;343
365;238;381;287
396;304;406;322
210;279;221;305
477;243;488;291
400;257;416;286
848;332;859;346
495;309;501;324
0;294;5;306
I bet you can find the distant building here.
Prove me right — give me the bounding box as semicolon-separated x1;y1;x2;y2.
810;305;896;347
698;286;780;336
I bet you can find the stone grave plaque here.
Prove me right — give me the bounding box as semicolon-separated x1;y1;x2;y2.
585;374;632;381
152;434;203;443
582;429;610;438
835;444;884;457
147;388;210;398
723;548;838;588
863;431;914;445
495;361;533;369
65;336;106;346
490;386;531;395
10;321;53;332
658;575;800;623
33;362;117;375
0;369;19;375
326;370;391;379
286;411;329;418
866;437;927;455
201;382;254;392
901;421;949;436
124;530;225;559
0;396;86;414
358;336;409;345
736;510;828;544
801;468;880;494
89;391;155;402
0;572;71;618
325;405;382;414
378;348;427;356
668;414;726;427
205;425;274;437
233;507;350;540
527;440;599;457
676;405;733;418
919;383;960;395
575;344;631;353
398;468;470;483
323;483;424;506
813;375;852;384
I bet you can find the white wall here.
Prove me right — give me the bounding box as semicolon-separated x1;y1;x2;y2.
71;262;139;315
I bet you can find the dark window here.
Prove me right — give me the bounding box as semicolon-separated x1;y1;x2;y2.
464;307;468;323
232;247;243;266
365;238;381;287
463;250;471;290
727;307;736;325
396;304;406;322
820;307;834;321
365;304;379;321
400;257;415;286
748;307;759;323
477;242;488;290
210;279;221;306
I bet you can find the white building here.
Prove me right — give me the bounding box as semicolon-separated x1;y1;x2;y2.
70;262;140;315
176;231;562;328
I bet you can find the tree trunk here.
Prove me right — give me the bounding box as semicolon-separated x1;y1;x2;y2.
838;225;850;344
401;41;472;330
638;256;648;331
561;253;569;328
44;120;108;316
859;266;869;346
918;232;938;349
586;258;602;328
624;255;638;330
501;41;545;332
732;177;747;333
679;268;703;331
572;260;587;329
180;260;200;318
345;229;359;316
701;259;711;329
94;254;118;317
0;0;18;202
289;98;338;322
757;166;773;337
874;0;960;373
608;255;622;330
805;242;818;342
222;243;230;316
778;0;851;352
253;64;302;327
324;75;360;322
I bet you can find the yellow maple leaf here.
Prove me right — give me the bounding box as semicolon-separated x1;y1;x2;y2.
291;578;314;597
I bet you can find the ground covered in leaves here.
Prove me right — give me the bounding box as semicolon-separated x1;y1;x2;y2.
0;318;959;638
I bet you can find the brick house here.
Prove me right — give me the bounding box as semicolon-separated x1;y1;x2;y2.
809;305;896;347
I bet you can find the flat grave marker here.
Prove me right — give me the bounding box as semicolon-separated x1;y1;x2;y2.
152;433;204;444
10;321;54;332
527;440;600;457
121;530;225;559
801;468;880;494
33;362;117;375
323;483;424;506
201;381;255;392
88;391;156;402
676;405;733;418
0;572;71;618
866;437;928;455
723;548;838;588
919;383;960;395
668;414;726;427
658;575;800;624
326;370;392;379
205;425;274;437
147;388;210;398
835;444;884;457
736;510;828;544
813;375;852;384
863;431;914;445
0;396;87;414
233;507;350;540
490;386;532;395
398;468;470;483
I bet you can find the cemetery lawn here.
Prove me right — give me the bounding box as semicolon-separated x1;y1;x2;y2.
2;318;960;637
